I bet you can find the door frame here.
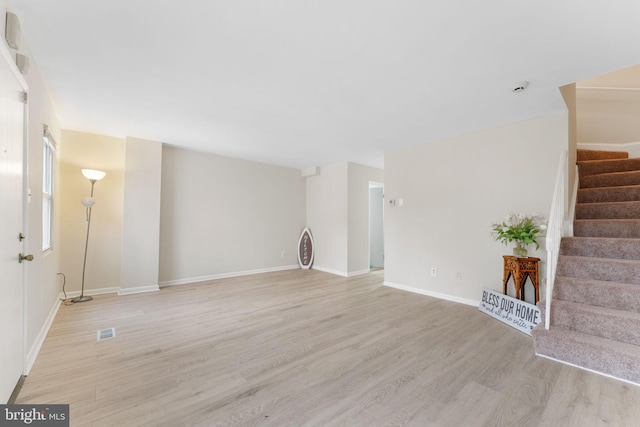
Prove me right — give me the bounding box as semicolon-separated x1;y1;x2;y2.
368;181;384;270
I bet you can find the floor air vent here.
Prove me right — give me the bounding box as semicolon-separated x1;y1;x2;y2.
97;328;116;341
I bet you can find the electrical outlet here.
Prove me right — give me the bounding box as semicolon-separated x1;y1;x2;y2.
281;250;286;258
430;267;437;277
456;272;462;280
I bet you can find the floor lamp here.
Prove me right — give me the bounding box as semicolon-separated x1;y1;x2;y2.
72;168;106;303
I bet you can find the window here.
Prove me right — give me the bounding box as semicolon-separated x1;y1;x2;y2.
42;125;56;251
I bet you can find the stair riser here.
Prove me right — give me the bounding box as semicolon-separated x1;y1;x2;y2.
573;220;640;238
578;158;640;177
576;202;640;220
577;150;628;162
532;328;640;384
541;149;640;385
560;238;640;260
552;277;640;313
577;186;640;203
556;256;640;285
547;303;640;346
580;171;640;189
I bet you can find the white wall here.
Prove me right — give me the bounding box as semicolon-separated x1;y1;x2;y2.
159;146;306;284
306;162;383;276
384;112;568;304
577;65;640;145
306;163;349;275
369;186;384;268
348;164;384;274
577;89;640;144
120;137;162;293
59;130;125;294
1;0;63;372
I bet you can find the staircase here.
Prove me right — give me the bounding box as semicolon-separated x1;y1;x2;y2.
532;149;640;384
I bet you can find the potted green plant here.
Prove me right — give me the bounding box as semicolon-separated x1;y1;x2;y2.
491;212;547;257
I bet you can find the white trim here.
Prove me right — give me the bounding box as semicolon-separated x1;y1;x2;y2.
564;164;579;237
348;269;371;277
58;287;119;300
578;141;640;147
311;266;372;277
0;38;29;90
312;265;348;277
383;281;479;307
535;353;640;387
118;285;160;296
25;298;61;375
576;86;640;92
159;265;299;287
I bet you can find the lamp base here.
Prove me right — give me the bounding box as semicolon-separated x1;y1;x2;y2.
71;295;93;303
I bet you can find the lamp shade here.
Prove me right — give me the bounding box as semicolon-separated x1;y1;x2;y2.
82;169;106;181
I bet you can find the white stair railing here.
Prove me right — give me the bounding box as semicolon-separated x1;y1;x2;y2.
545;150;568;329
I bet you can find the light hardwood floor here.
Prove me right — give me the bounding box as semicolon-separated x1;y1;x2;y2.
18;269;640;426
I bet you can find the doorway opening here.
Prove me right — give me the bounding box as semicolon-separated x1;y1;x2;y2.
369;182;384;273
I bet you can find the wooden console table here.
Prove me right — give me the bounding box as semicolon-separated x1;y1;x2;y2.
502;255;540;303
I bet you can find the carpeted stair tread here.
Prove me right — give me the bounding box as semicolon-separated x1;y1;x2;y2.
580;170;640;189
536;148;640;384
577;158;640;177
577;149;629;162
552;276;640;313
560;237;640;260
577;185;640;203
531;325;640;384
556;255;640;285
575;201;640;220
573;219;640;238
540;300;640;346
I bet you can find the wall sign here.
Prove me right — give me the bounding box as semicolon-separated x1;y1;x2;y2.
298;227;314;269
478;288;541;335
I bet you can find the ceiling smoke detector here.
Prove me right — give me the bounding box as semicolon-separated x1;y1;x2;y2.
511;81;529;93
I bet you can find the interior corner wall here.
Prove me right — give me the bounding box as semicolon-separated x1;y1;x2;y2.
577;88;640;146
305;163;349;275
120;137;162;292
384;112;568;304
347;163;383;275
159;146;306;284
305;162;383;276
59;130;125;293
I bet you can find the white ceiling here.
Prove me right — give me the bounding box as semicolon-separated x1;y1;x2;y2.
11;0;640;169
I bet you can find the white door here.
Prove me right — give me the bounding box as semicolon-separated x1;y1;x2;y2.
0;50;27;403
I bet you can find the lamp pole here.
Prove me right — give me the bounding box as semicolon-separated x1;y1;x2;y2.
72;169;106;303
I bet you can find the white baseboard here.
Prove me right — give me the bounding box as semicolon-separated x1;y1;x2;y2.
118;285;160;296
159;265;300;287
25;297;61;375
535;353;640;387
383;281;479;307
311;265;348;277
347;269;371;277
58;286;120;300
312;266;377;277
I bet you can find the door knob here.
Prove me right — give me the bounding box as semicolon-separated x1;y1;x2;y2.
19;253;34;263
